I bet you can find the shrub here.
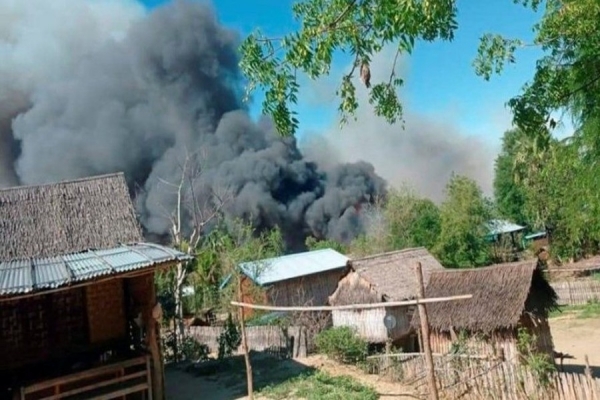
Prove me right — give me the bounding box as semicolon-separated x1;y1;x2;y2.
181;335;210;362
315;326;368;364
516;327;556;387
218;313;241;359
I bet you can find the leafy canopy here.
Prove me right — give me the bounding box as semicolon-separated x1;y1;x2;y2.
434;174;493;268
239;0;458;136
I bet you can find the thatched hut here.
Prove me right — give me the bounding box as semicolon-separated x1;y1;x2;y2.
328;248;444;349
0;173;191;400
412;261;558;363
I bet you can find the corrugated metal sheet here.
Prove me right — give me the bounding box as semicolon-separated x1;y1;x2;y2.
487;219;525;236
524;231;547;240
238;248;349;286
0;243;191;296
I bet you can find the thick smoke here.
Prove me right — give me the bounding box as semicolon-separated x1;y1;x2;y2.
0;0;385;246
302;48;495;201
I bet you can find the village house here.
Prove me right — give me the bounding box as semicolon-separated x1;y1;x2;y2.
486;219;527;262
220;248;349;315
0;173;190;400
413;261;558;363
328;248;444;350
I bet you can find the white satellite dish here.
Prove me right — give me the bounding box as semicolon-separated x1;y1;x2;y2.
383;314;397;330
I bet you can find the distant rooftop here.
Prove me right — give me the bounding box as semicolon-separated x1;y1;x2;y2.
486;219;526;236
236;248;350;286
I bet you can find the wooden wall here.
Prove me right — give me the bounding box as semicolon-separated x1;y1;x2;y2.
429;329;520;362
267;268;346;307
332;305;412;343
0;275;156;373
428;317;554;364
0;288;88;371
86;280;126;344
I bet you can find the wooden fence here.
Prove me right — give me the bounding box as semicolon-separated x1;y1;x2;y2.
551;280;600;306
188;325;308;358
367;353;600;399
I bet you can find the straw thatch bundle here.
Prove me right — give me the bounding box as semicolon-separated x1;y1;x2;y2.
413;261;559;333
329;248;445;305
0;172;142;261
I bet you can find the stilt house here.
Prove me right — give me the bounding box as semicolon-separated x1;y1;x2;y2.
0;173;190;400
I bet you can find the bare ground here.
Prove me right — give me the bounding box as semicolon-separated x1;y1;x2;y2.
165;353;417;400
166;317;600;399
549;316;600;376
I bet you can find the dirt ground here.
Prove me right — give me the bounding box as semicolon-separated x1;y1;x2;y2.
166;317;600;399
549;315;600;375
165;353;417;400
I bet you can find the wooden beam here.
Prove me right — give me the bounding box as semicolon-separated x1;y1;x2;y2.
414;262;439;400
237;277;254;399
230;294;472;312
148;280;165;400
367;352;497;360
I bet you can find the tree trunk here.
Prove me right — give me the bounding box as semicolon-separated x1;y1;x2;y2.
173;262;186;361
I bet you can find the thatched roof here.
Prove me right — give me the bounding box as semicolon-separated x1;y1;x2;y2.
413;261;559;333
0;173;143;261
329;248;444;305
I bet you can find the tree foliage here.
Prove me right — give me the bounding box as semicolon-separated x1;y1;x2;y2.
493;129;529;226
239;0;458;136
484;0;600;261
346;186;442;257
434;175;493;268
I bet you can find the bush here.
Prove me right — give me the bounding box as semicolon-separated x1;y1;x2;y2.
181;335;210;362
218;313;241;359
315;327;368;364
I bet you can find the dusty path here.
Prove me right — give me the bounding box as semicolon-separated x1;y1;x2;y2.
165;354;417;400
549;316;600;375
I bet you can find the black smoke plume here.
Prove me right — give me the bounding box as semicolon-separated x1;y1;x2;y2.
0;0;386;248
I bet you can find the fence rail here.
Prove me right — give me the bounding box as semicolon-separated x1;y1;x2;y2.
369;353;600;399
551;280;600;306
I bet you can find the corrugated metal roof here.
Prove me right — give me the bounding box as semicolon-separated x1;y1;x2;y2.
0;242;192;296
486;219;526;236
524;231;547;240
238;248;349;286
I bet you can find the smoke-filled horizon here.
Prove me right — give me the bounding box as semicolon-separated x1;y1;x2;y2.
0;0;387;247
300;47;496;203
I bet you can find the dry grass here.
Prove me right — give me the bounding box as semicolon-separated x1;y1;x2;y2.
417;262;558;332
331;248;444;305
0;172;142;261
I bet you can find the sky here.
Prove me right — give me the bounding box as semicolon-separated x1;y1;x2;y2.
140;0;561;148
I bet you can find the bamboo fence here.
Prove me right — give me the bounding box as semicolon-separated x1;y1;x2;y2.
551;280;600;306
369;353;600;399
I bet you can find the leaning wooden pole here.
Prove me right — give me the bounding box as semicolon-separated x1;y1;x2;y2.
414;262;440;400
237;278;254;399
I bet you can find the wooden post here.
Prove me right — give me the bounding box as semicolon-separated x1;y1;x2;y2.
237;277;254;399
584;355;598;399
414;262;440;400
148;277;165;400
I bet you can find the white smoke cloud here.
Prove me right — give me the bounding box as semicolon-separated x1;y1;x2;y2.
301;47;497;201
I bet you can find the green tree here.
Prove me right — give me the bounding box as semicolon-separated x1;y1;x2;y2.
239;0;458;136
347;186;441;256
434;175;493;268
384;187;441;250
493;128;534;226
305;236;348;253
476;0;600;139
